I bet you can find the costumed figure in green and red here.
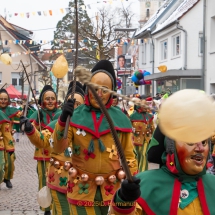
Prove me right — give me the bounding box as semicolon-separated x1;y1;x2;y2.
28;85;61;215
20;81;85;215
52;60;138;215
130;99;154;172
0;89;21;189
11;99;23;142
109;89;215;215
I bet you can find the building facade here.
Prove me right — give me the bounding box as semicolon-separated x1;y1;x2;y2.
0;16;46;98
136;0;204;96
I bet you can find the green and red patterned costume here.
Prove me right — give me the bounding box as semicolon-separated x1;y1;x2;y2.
130;110;154;172
110;138;215;215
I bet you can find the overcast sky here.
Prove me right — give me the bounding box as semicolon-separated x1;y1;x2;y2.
0;0;139;47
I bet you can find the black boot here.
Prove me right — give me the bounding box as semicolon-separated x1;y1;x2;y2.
3;179;12;188
44;211;51;215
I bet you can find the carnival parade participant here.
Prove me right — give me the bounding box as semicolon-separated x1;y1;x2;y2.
109;89;215;215
0;110;17;188
53;60;137;215
0;89;22;189
11;99;23;142
20;81;85;215
130;99;154;172
28;85;61;215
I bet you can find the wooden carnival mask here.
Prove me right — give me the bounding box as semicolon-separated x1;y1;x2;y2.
175;140;209;175
88;72;112;109
67;93;84;109
42;91;57;110
0;93;9;108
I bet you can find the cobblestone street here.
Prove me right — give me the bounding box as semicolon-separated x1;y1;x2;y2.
0;134;45;215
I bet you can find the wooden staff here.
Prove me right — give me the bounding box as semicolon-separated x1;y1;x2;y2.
63;0;78;139
0;83;7;90
20;58;41;132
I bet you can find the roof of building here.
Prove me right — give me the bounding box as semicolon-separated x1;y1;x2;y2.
0;16;46;69
135;0;175;38
9;23;33;34
153;0;200;34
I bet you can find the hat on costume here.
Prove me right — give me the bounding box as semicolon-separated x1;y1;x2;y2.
38;85;56;105
0;89;9;96
65;81;85;101
91;60;116;91
0;89;10;100
159;89;215;143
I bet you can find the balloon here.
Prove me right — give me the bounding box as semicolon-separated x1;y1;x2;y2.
145;80;152;85
134;71;139;76
158;65;167;73
116;78;122;89
136;72;143;80
139;79;145;85
52;55;68;78
134;80;140;86
131;75;138;83
143;71;151;76
0;53;12;65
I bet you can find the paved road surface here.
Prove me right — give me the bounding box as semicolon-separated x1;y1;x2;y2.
0;134;45;215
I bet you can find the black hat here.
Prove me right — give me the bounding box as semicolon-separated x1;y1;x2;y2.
65;81;85;101
0;89;9;97
38;85;56;105
91;60;116;91
0;89;10;106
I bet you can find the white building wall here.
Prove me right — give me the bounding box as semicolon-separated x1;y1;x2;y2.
152;1;202;74
179;0;203;70
206;0;215;94
153;27;183;74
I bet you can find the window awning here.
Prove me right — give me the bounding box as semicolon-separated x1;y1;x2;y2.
144;69;201;81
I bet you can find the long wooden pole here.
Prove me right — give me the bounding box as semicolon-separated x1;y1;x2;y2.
63;0;78;139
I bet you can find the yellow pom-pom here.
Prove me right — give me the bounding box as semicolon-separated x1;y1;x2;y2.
158;65;167;73
0;53;12;65
52;55;68;78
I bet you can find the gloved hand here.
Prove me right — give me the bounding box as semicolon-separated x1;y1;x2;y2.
60;99;76;122
20;116;34;133
118;176;141;202
36;110;43;124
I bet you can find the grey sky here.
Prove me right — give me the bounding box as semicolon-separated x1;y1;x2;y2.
0;0;139;47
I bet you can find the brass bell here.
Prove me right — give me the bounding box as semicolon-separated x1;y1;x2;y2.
68;167;77;178
54;161;60;169
108;175;116;183
117;170;126;180
81;174;89;182
64;161;71;171
0;137;3;140
95;176;104;185
50;158;54;165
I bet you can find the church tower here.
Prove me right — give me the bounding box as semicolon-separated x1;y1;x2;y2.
139;0;166;28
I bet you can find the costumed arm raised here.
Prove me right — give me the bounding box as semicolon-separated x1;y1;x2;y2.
20;116;51;149
108;176;145;215
53;99;75;153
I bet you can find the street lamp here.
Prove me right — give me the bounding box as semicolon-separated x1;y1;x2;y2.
114;28;137;95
